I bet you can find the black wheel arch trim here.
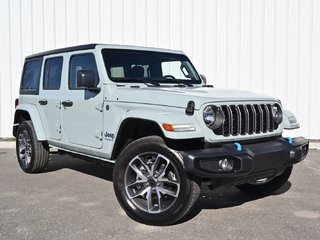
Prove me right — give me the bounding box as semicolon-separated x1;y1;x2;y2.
111;118;165;159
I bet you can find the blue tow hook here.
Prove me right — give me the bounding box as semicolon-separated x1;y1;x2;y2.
234;142;242;151
287;137;293;144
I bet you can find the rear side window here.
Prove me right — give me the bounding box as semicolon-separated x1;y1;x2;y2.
20;58;43;94
69;54;99;89
43;57;63;90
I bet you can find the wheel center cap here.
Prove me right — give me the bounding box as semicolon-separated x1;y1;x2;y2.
147;177;157;187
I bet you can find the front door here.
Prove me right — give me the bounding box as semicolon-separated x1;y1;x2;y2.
61;53;103;149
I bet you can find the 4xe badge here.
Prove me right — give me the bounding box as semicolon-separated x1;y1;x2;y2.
104;131;115;141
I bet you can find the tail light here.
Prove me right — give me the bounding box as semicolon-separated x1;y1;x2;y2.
15;98;19;108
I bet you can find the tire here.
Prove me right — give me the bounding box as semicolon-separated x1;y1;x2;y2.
113;136;200;225
236;166;293;195
16;120;49;173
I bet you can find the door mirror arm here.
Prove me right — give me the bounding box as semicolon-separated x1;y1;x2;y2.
88;87;101;93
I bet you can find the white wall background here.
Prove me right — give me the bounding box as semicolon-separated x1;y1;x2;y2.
0;0;319;139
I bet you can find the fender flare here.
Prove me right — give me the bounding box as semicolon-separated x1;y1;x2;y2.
282;109;300;130
121;109;204;139
14;104;47;141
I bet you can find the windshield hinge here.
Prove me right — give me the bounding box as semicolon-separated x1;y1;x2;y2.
95;102;104;112
185;101;195;115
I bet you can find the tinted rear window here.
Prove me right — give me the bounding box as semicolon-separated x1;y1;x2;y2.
20;58;43;95
43;57;63;90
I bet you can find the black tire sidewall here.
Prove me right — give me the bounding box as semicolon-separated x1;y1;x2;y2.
113;137;192;225
16;121;37;173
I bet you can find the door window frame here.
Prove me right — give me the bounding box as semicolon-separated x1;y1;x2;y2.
68;53;99;90
43;56;63;90
20;57;43;95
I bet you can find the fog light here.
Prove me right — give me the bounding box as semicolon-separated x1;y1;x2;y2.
219;158;234;171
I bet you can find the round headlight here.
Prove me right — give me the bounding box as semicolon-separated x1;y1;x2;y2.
203;106;216;126
272;104;283;124
272;105;279;119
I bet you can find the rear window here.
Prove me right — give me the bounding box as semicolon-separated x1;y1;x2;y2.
43;57;63;90
20;58;43;95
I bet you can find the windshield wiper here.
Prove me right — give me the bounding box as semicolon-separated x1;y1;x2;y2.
171;80;193;87
113;77;194;87
113;78;160;87
151;78;194;87
137;79;160;87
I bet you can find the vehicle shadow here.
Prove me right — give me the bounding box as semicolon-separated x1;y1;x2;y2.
44;153;114;182
44;153;292;225
178;181;292;224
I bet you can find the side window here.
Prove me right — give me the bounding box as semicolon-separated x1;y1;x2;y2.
69;54;99;89
20;58;43;94
43;57;63;90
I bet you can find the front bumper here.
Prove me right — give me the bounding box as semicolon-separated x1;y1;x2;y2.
181;137;309;178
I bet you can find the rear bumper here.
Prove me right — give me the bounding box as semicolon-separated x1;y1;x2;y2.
181;137;309;178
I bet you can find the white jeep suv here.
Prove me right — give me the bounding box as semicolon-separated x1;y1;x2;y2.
13;44;309;225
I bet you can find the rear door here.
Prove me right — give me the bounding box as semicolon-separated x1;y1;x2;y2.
38;55;64;141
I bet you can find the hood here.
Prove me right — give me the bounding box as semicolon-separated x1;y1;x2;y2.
113;86;277;109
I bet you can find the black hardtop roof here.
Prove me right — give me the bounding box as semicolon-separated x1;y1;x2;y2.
25;44;98;60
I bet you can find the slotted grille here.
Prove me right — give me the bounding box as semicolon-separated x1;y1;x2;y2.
214;104;279;136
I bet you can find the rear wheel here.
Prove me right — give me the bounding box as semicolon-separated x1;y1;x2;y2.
16;121;49;173
113;136;200;225
236;166;293;195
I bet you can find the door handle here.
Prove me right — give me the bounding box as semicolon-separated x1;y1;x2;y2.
38;99;48;105
62;100;73;107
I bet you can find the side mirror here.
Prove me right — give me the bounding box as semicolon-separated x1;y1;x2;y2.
77;70;95;88
200;74;207;85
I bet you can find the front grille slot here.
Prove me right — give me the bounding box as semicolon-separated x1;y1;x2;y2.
230;105;238;135
238;105;247;135
213;104;278;136
254;105;262;133
267;104;275;131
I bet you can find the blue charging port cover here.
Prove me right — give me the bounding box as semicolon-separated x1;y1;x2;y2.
234;142;242;151
287;137;293;144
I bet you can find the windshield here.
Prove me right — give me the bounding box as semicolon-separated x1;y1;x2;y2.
102;49;201;85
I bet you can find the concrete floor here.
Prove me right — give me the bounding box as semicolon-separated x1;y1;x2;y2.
0;146;319;240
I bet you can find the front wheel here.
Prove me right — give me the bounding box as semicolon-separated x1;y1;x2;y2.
113;136;200;225
236;166;293;195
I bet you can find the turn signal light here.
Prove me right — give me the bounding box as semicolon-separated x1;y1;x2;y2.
162;123;175;132
162;123;196;132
